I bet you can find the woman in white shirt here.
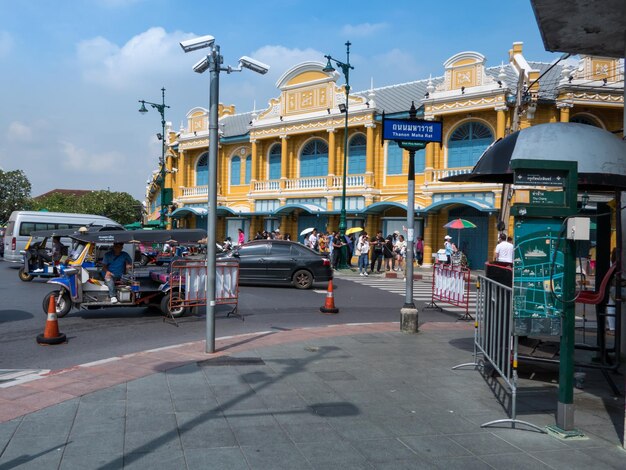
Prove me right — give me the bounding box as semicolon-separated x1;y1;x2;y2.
356;232;370;276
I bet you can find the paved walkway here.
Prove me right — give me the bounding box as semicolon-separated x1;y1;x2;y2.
1;322;624;469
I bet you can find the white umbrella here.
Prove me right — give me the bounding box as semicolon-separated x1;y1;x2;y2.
300;227;315;236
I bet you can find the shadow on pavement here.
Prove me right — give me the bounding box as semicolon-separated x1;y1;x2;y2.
0;309;34;323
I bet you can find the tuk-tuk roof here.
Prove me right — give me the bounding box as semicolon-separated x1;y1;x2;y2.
29;225;124;239
70;229;207;245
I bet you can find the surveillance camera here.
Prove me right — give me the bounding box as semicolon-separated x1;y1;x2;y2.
239;56;270;75
179;35;215;53
171;168;178;173
193;56;210;74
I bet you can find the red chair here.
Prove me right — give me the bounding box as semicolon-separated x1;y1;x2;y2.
576;264;617;305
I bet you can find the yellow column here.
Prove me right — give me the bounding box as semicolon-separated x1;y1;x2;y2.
251;140;258;182
496;107;506;139
365;124;375;174
280;135;289;179
425;143;434;183
328;130;336;175
423;214;434;267
559;105;571;122
178;150;186;190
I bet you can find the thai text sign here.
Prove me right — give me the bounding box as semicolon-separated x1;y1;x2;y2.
383;119;442;143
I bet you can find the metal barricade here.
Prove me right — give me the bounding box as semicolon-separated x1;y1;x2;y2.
453;274;543;432
169;259;241;321
425;264;472;320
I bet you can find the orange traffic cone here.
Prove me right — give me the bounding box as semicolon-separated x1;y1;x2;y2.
320;279;339;314
37;294;67;345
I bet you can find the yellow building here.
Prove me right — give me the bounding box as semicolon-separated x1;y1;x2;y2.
145;42;623;268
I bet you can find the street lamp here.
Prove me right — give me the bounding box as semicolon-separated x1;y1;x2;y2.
138;88;170;229
323;41;354;269
180;35;269;353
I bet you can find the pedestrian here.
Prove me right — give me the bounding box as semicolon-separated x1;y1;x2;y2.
330;232;341;269
494;232;514;267
370;231;384;273
415;236;424;266
345;234;354;267
307;229;319;251
237;228;245;246
395;234;407;272
383;235;395;272
444;235;456;265
356;232;370;276
283;233;291;241
318;233;329;254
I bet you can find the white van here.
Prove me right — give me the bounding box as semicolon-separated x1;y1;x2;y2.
2;211;122;263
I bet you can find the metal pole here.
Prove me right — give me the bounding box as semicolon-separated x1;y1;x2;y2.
160;88;167;229
205;46;220;353
400;102;419;332
338;41;351;270
556;236;577;431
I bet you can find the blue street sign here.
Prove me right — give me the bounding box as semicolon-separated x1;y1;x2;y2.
383;118;442;143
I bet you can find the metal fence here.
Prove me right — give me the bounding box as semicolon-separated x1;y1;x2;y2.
169;259;240;319
453;274;544;432
425;264;472;320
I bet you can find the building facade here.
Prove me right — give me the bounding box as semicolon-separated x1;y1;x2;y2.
145;42;624;268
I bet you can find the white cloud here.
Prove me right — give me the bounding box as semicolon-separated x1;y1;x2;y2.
341;23;388;37
251;45;325;77
6;121;33;142
0;31;13;58
76;27;192;90
59;140;125;172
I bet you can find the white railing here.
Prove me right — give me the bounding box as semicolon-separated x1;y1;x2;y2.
182;185;208;197
430;167;472;183
331;175;365;188
254;180;280;191
284;177;327;190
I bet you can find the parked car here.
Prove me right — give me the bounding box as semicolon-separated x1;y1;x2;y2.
219;239;332;289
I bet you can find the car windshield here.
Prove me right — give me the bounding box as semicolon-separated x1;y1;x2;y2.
69;241;87;261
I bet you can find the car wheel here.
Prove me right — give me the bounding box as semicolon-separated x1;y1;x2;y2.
140;253;150;266
18;267;34;282
160;293;186;318
42;290;72;318
293;269;313;289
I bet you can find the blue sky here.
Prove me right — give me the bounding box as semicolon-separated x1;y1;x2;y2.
0;0;561;201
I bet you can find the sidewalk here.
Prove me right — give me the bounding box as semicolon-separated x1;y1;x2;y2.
0;322;624;469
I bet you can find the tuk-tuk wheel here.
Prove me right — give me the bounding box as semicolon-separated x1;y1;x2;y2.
18;267;34;282
160;293;186;318
140;253;150;266
42;291;72;318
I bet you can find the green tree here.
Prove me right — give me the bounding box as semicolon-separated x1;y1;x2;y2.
31;192;80;213
0;169;32;223
76;190;142;225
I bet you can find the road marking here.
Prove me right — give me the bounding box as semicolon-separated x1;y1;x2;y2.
0;369;50;388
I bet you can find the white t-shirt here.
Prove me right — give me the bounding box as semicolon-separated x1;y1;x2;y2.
495;241;514;263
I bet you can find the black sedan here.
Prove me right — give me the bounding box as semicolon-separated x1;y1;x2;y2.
220;240;333;289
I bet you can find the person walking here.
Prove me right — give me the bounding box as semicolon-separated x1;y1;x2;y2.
383;235;395;272
356;232;370;276
370;231;385;273
415;236;424;267
395;234;407;273
237;228;245;246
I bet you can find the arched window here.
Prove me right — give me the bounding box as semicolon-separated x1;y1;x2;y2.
269;144;281;180
196;152;208;186
387;142;403;175
447;121;493;168
300;139;328;177
571;115;601;127
230;156;241;185
348;134;366;174
244;155;252;184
